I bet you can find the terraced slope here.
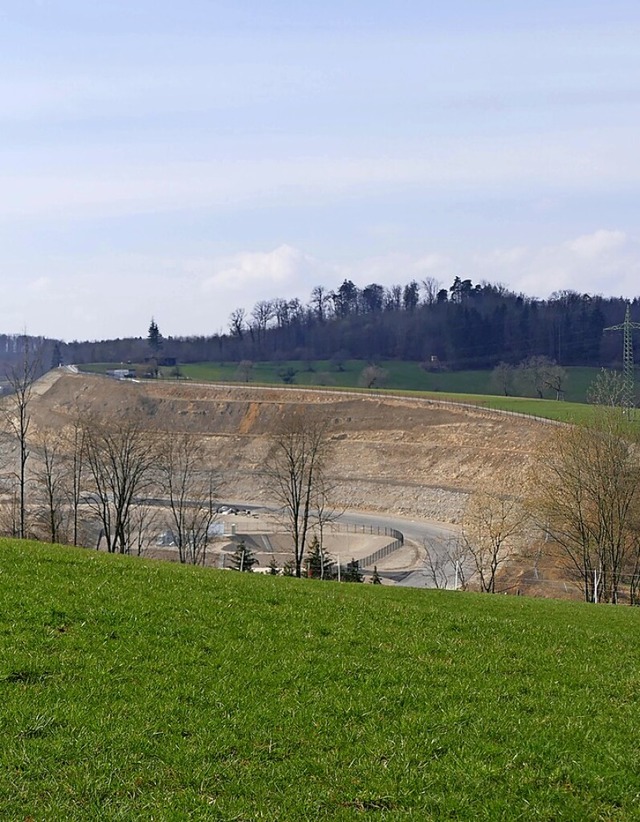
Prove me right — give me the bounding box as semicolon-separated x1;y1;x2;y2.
28;371;550;522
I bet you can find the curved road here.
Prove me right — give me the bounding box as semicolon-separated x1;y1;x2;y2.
222;501;460;586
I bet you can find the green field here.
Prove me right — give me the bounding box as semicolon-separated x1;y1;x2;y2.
2;539;640;819
79;360;605;402
174;360;604;403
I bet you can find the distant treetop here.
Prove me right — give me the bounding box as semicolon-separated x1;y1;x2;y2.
148;318;163;353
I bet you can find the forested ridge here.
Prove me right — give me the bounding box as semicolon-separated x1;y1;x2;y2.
1;277;636;372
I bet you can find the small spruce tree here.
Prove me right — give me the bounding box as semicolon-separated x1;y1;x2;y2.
229;539;257;572
306;534;334;580
51;342;63;369
344;558;364;583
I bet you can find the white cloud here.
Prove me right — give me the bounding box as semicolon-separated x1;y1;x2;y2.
471;231;639;299
476;246;529;267
565;229;627;258
200;245;320;294
414;253;453;274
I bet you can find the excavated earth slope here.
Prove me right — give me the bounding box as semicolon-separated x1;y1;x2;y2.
27;371;552;523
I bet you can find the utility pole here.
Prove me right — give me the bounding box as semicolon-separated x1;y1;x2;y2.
604;304;640;414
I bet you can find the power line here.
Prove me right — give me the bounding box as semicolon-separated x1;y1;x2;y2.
604;303;640;412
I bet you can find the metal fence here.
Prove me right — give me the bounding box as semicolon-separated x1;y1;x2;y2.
330;524;404;569
358;532;404;569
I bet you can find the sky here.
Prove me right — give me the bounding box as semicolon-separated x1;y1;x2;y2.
2;0;640;342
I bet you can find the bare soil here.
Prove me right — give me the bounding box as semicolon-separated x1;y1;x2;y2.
27;371;551;523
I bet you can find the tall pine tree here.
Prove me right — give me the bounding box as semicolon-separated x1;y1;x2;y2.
148;318;163;353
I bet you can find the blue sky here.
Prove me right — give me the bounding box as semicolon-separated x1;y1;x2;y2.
2;1;640;341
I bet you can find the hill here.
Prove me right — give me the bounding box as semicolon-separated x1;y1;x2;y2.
2;539;639;819
29;370;552;524
62;279;630;373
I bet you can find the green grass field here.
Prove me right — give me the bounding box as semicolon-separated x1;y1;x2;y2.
173;360;604;403
2;539;640;819
79;359;605;402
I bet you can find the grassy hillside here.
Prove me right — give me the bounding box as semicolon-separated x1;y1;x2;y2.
2;540;640;819
180;361;605;402
79;360;605;402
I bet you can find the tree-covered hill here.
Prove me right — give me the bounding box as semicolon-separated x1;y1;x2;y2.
64;278;634;371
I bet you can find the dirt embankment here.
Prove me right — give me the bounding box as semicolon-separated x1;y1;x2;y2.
27;372;551;522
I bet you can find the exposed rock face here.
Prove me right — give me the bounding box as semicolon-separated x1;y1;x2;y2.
27;372;550;523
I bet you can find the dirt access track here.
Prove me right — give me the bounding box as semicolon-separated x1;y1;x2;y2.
28;370;552;524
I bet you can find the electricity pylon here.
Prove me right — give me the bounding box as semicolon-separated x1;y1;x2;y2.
604;303;640;412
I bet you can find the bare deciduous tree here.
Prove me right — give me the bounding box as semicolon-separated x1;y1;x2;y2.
517;355;564;400
63;413;87;546
126;504;156;557
359;365;389;390
310;285;330;322
4;337;41;538
531;405;640;603
33;430;68;543
421;277;441;306
423;536;469;590
462;492;529;593
83;416;157;554
491;361;514;397
587;368;626;407
311;472;343;579
158;433;219;565
234;360;254;383
250;300;276;344
264;411;331;577
229;307;246;340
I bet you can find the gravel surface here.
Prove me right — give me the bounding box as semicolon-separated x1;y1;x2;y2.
22;370;550;527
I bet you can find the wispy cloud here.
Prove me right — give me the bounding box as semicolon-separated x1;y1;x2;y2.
1;3;639;340
474;230;638;299
565;229;627;258
201;245;323;294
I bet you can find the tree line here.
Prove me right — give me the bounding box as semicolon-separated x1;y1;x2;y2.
1;279;635;374
59;278;637;371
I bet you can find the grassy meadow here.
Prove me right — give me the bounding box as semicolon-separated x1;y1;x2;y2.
2;539;640;819
173;360;603;403
80;359;603;402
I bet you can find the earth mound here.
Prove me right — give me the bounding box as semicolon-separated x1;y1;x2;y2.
28;371;550;522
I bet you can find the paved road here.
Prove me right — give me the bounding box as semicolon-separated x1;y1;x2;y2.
221;500;461;586
340;509;461;586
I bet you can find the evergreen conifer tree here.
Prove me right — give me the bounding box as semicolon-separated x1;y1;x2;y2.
282;560;295;576
148;318;163;353
229;539;257;572
344;558;364;583
306;534;334;579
